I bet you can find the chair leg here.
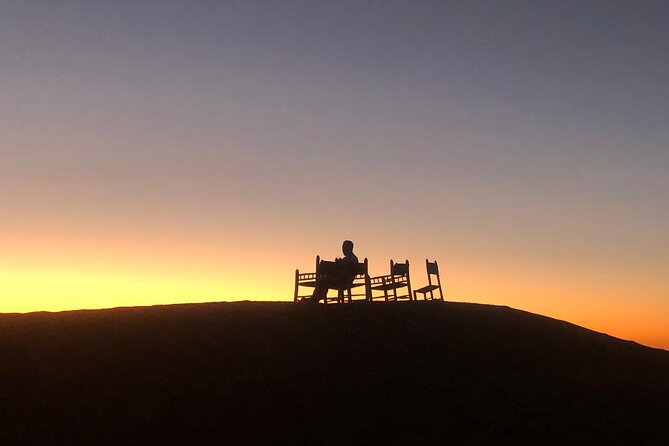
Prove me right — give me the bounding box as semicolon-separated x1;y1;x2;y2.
294;271;299;303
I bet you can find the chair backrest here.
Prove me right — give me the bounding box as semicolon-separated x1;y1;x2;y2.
391;259;412;301
318;258;368;278
353;259;368;277
426;260;439;275
317;259;339;276
391;259;409;276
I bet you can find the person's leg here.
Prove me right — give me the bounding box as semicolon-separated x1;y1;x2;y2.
312;285;329;303
310;277;332;303
316;273;351;303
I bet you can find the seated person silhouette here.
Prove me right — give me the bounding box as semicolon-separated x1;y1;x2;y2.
308;240;359;304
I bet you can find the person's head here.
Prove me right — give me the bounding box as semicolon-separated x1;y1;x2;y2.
342;240;354;256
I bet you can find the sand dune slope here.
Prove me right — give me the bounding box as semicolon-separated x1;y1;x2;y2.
1;301;668;444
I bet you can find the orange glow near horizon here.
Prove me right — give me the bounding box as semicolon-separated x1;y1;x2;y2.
2;229;667;350
3;2;668;353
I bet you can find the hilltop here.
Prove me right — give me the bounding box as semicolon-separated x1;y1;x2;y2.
1;301;668;444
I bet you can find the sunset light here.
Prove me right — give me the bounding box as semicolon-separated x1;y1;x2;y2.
2;1;668;351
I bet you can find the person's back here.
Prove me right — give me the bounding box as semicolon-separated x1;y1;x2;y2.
336;242;358;288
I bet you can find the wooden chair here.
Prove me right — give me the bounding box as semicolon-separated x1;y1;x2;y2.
294;256;371;304
320;258;371;304
413;259;443;301
369;259;412;302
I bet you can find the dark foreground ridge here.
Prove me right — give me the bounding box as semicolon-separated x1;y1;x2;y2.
1;301;668;444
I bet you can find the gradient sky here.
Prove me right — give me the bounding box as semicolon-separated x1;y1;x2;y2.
2;1;668;348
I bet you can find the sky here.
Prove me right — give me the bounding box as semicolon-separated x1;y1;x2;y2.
1;1;668;348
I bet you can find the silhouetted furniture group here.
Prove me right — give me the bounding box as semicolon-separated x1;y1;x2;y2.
294;258;443;304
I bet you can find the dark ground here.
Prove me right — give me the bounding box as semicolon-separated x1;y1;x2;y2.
1;301;668;444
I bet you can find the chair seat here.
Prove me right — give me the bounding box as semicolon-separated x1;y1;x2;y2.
371;281;408;291
298;281;318;287
414;284;439;294
329;282;364;291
